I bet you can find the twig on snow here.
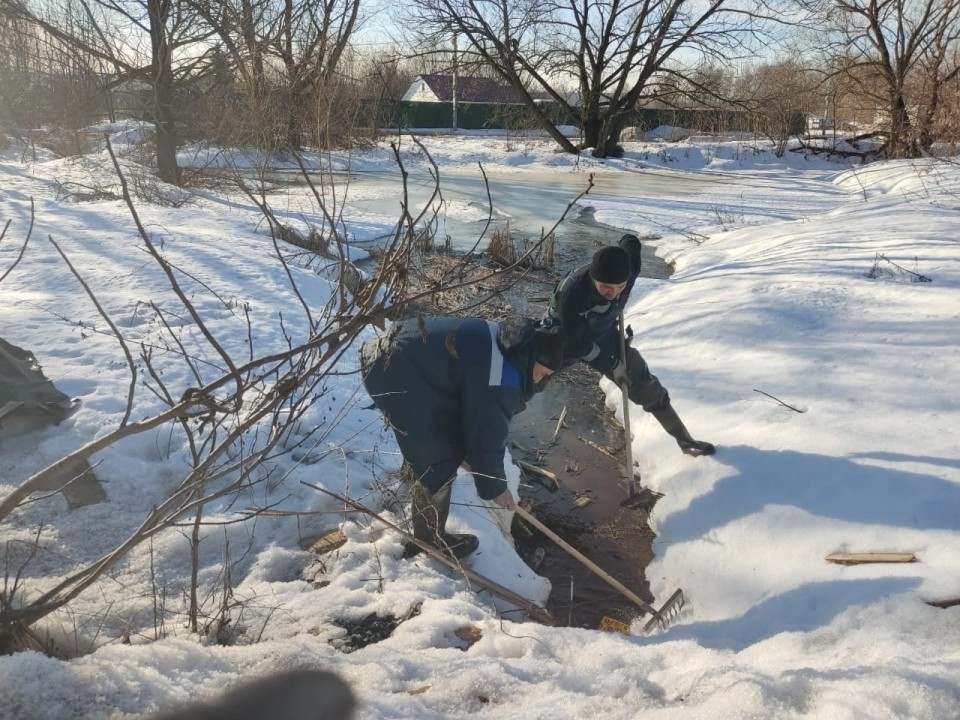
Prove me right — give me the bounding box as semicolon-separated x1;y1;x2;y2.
753;389;806;413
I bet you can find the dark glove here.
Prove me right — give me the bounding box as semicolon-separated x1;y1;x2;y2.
619;234;642;277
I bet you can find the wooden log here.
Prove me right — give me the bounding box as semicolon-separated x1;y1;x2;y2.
825;552;917;566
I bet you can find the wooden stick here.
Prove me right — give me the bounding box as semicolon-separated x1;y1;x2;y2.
514;505;661;620
753;388;806;413
617;309;638;497
552;407;568;441
577;435;617;459
514;460;560;492
825;552;917;565
516;460;559;485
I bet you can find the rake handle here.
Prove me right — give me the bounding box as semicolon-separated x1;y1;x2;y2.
514;505;661;620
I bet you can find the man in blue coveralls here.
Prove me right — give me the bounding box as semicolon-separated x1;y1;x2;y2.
360;316;565;559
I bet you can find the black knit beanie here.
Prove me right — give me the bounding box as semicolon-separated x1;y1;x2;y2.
531;325;566;371
589;246;631;284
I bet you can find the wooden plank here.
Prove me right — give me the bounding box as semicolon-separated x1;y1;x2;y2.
825;552;917;566
301;529;348;555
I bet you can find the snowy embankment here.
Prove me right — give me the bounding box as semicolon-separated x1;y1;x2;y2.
0;133;958;718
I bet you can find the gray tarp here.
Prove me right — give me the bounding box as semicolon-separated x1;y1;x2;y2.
0;337;103;507
0;336;77;426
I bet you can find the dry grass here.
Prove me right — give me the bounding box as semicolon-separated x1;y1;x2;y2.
487;224;555;270
395;251;559;321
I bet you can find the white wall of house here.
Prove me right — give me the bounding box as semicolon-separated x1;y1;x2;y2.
401;80;440;103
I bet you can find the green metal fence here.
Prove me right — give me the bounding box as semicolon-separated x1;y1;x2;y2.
376;100;805;137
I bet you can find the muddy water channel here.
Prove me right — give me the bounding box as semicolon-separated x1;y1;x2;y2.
511;363;659;630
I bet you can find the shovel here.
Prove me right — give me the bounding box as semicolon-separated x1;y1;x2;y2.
617;310;664;512
514;505;684;631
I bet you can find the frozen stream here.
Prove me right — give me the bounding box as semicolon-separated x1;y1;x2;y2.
270;167;732;276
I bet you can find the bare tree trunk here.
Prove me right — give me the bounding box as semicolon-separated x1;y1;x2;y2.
803;0;960;160
148;0;180;184
599;111;631;157
888;93;917;159
189;504;202;633
240;0;264;91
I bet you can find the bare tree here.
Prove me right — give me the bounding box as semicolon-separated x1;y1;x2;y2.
404;0;779;157
268;0;361;148
802;0;960;158
191;0;364;150
195;0;270;95
929;70;960;149
734;59;820;155
0;0;113;134
2;0;216;183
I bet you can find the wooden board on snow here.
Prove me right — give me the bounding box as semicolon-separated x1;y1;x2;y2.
302;529;348;555
825;552;917;566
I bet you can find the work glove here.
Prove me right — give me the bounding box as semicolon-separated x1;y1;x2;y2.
611;359;629;387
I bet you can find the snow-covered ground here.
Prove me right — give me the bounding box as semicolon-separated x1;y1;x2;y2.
1;127;958;719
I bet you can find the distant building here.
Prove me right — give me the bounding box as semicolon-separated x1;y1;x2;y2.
805;113;862;135
401;74;526;105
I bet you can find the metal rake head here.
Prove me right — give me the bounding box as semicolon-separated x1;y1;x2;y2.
641;589;685;634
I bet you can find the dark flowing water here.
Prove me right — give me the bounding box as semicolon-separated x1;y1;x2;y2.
510;364;658;630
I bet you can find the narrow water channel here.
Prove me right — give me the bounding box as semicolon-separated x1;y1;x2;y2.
484;227;671;630
510;363;659;630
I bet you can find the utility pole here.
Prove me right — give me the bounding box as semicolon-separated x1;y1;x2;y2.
452;32;458;133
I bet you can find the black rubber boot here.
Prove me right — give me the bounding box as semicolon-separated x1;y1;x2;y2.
403;480;478;560
435;533;480;559
651;403;716;457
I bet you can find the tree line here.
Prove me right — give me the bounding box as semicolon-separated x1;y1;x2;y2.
1;0;959;177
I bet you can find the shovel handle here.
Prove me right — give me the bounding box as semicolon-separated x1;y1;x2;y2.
514;505;661;620
618;310;637;495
